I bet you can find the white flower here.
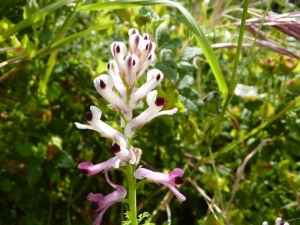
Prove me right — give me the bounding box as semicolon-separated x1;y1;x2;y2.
111;134;136;164
128;29;156;82
74;105;126;140
125;90;177;137
123;53;140;88
234;84;259;101
129;69;164;109
94;75;132;120
111;41;127;76
106;60;127;102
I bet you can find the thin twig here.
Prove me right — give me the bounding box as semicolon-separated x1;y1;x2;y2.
0;67;23;83
0;55;31;69
165;204;171;225
187;178;232;225
225;138;273;213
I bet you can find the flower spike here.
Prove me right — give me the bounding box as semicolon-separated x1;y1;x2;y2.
125;90;178;137
94;75;132;120
74;105;126;140
129;69;164;109
135;168;186;201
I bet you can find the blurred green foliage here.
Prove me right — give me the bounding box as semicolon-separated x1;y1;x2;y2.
0;0;300;225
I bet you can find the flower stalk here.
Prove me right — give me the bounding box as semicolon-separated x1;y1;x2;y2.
126;163;137;225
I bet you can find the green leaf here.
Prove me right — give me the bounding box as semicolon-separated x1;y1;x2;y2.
156;25;181;49
177;75;194;89
39;27;53;44
180;46;203;62
139;6;168;24
155;60;178;84
227;209;244;224
26;160;43;184
177;61;194;73
162;37;182;49
179;87;203;111
139;6;158;21
0;178;12;192
33;143;47;159
60;154;73;168
156;24;170;49
47;82;62;101
16;141;33;157
160;49;173;61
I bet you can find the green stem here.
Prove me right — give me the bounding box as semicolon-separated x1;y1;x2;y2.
126;163;137;225
212;0;250;136
280;73;288;104
228;0;249;95
267;76;272;103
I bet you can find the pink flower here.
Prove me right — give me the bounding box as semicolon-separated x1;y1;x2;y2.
78;157;125;176
135;168;186;201
87;172;127;225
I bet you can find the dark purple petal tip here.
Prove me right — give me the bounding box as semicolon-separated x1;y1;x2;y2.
155;97;165;106
79;169;89;176
90;202;99;212
116;45;120;53
78;162;93;176
100;79;106;89
85;112;93;121
110;143;121;153
156;74;161;81
174;177;184;185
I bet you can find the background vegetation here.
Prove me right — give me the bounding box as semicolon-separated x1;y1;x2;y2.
0;0;300;224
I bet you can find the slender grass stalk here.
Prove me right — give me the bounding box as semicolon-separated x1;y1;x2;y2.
211;0;250;136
